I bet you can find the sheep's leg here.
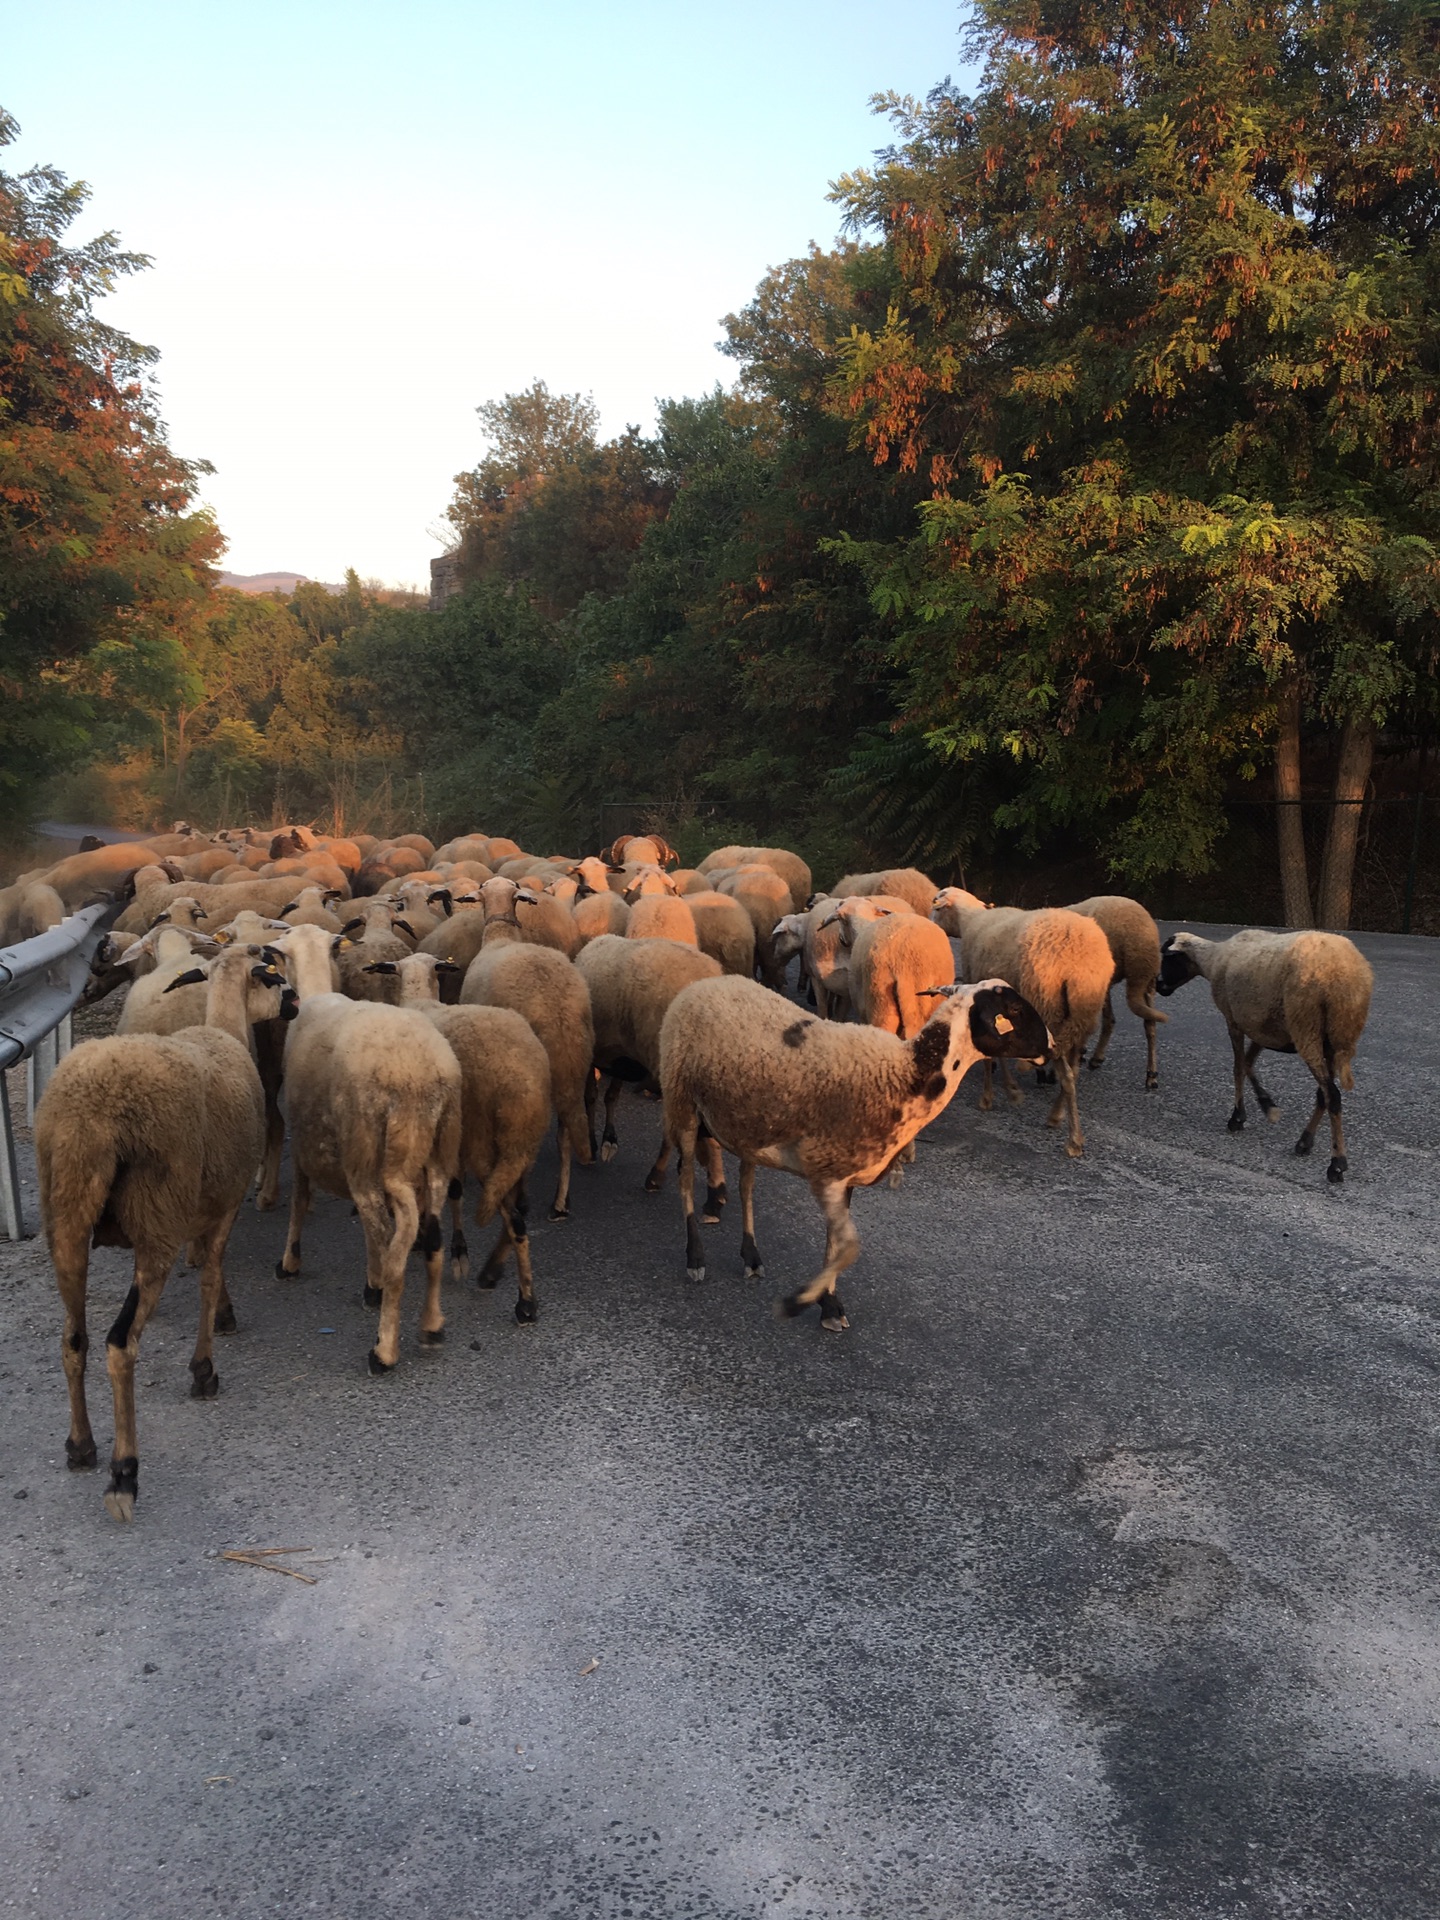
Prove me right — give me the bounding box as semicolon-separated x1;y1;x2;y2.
1226;1026;1249;1131
776;1180;857;1332
254;1020;286;1210
1001;1059;1025;1106
674;1106;705;1282
738;1158;761;1277
448;1175;469;1281
501;1190;537;1323
701;1126;727;1225
1296;1062;1349;1183
103;1249;171;1522
1243;1043;1278;1120
1046;1049;1085;1157
275;1165;310;1279
365;1184;418;1374
478;1177;525;1290
813;979;830;1020
54;1226;97;1471
600;1074;624;1162
1143;995;1160;1091
416;1206;446;1348
550;1128;572;1221
584;1068;600;1161
1088;988;1115;1070
187;1211;239;1401
979;1060;995;1111
643;1135;672;1194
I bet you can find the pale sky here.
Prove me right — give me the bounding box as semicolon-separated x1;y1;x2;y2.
5;1;970;587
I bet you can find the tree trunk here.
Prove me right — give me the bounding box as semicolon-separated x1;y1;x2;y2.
1316;716;1375;930
1274;681;1312;928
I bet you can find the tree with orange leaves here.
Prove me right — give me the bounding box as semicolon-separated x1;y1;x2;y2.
829;0;1440;925
0;107;220;834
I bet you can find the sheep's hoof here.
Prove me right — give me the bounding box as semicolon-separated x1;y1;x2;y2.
887;1165;905;1190
547;1203;569;1222
274;1259;295;1280
773;1294;805;1320
214;1301;237;1334
819;1297;849;1333
978;1094;994;1112
363;1284;382;1308
1227;1109;1246;1133
476;1264;504;1291
188;1359;220;1400
643;1170;664;1194
366;1348;395;1375
103;1457;138;1523
1327;1156;1348;1185
1295;1133;1315;1157
1259;1096;1278;1120
702;1182;727;1224
418;1326;445;1347
1065;1142;1085;1159
741;1233;763;1279
686;1265;706;1284
1087;1057;1104;1073
255;1193;278;1213
1144;1072;1159;1091
600;1139;617;1163
514;1296;538;1324
65;1436;97;1471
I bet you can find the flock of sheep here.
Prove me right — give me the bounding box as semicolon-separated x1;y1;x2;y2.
3;822;1374;1524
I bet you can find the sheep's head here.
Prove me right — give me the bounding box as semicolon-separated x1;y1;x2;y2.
818;896;899;945
914;981;1052;1084
771;914;807;967
1156;932;1202;996
623;865;677;901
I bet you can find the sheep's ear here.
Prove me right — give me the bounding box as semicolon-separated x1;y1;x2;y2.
279;987;300;1021
163;968;207;992
391;918;417;939
363;960;399;974
341;916;365;934
1160;934;1175;950
250;963;287;987
428;889;454;915
278;901;298;916
515;887;540;905
435;959;461;975
152;909;172;925
323;888;345;903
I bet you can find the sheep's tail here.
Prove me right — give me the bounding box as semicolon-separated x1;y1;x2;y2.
376;1108;421;1265
36;1100;125;1254
1321;1006;1356;1092
1125;973;1168;1024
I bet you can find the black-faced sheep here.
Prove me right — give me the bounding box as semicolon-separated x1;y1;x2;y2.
659;976;1051;1328
1067;894;1167;1089
35;945;295;1520
1157;927;1374;1183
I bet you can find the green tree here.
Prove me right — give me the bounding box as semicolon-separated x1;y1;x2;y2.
828;0;1440;925
0;108;220;833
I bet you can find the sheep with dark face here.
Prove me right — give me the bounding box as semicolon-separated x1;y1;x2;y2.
659;976;1051;1328
36;946;295;1520
1157;927;1373;1184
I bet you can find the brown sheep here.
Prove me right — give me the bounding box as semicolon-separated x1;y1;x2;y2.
1067;894;1167;1089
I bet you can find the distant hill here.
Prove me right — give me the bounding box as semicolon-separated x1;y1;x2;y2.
220;571;343;595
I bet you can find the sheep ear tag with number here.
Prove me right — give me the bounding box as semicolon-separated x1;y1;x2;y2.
994;1015;1014;1034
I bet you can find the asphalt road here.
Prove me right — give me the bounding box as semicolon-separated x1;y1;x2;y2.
2;923;1437;1920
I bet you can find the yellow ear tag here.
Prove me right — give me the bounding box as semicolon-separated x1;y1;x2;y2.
214;930;232;945
994;1014;1013;1034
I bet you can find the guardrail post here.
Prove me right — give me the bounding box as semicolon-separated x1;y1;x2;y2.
1;1069;22;1240
27;1027;59;1127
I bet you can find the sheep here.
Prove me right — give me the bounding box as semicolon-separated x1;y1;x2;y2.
468;875;580;959
572;886;631;945
575;934;727;1210
828;867;939;917
378;953;552;1315
459;929;595;1221
1156;927;1374;1184
605;833;679;868
659;976;1051;1327
698;846;812;914
270;924;462;1372
276;885;347;932
713;865;791;988
828;905;956;1038
32;839;190;910
684;891;756;979
932;890;1112;1158
335;902;420;1002
0;880;66;944
626;892;699;945
35;944;295;1520
1067;895;1167;1090
788;895;910;1019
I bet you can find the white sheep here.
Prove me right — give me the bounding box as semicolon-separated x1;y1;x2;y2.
659;975;1051;1327
270;925;462;1372
1067;894;1168;1089
698;846;812;914
35;945;295;1520
1157;927;1374;1183
932;890;1113;1158
823;900;953;1037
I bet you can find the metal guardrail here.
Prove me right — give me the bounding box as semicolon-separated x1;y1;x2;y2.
1;900;120;1240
